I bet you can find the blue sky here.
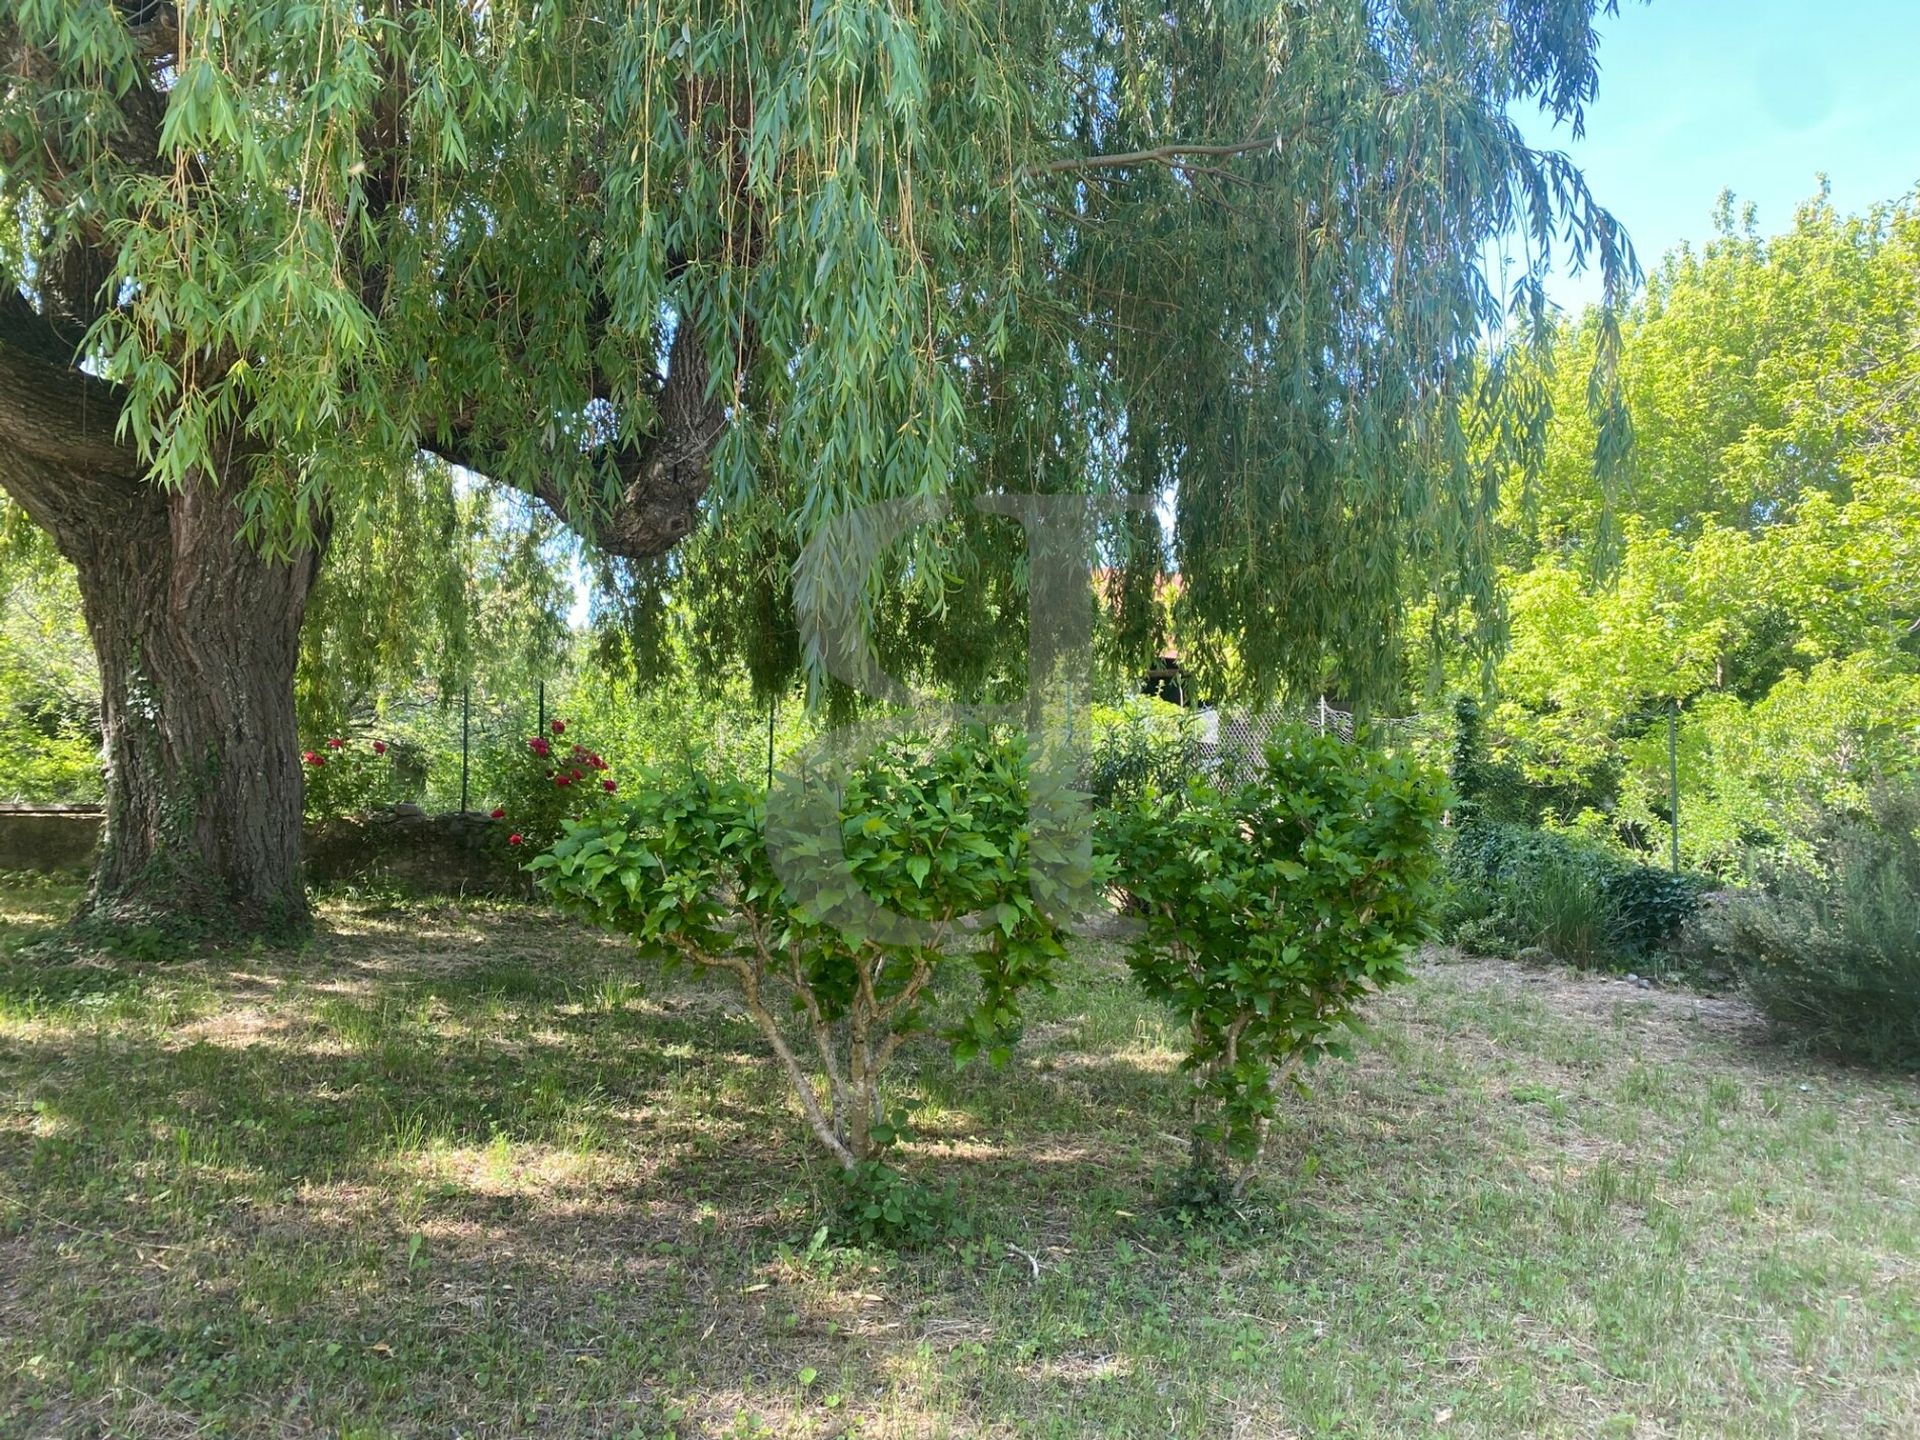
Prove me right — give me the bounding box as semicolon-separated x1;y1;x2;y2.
1525;0;1920;311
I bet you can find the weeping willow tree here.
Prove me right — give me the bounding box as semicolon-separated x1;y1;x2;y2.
0;0;1633;935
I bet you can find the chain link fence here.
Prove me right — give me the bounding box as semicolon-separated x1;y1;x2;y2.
1198;700;1445;779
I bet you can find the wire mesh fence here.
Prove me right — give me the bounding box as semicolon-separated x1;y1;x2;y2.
1198;700;1443;780
317;678;817;816
314;681;545;815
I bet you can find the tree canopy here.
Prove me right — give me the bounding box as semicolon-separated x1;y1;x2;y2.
6;0;1635;707
1456;187;1920;871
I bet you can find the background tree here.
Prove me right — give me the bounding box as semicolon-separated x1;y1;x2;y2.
1444;187;1920;871
2;0;1633;936
0;518;101;802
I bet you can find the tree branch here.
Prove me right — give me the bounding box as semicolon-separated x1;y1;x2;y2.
422;319;729;562
0;298;138;471
1023;136;1283;179
0;310;155;558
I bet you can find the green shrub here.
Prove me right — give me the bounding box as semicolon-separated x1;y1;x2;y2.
1102;725;1445;1196
829;1157;970;1248
1085;698;1199;808
1601;865;1711;955
534;728;1082;1181
491;718;621;852
1711;785;1920;1069
0;711;101;804
1442;821;1706;968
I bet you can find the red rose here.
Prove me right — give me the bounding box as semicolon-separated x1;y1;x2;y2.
530;737;551;757
602;779;617;793
327;737;343;749
590;754;605;769
508;833;523;846
551;719;566;735
372;740;388;755
302;750;320;765
555;774;571;787
490;807;506;819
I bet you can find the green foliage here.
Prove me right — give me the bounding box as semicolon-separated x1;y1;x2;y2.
1102;727;1444;1187
296;479;576;739
4;0;1637;715
1601;865;1711;957
0;712;100;806
0;537;101;803
1525;852;1613;971
1448;696;1543;826
1085;698;1199;809
1711;785;1920;1070
1508;187;1920;557
491;720;620;854
1440;188;1920;878
827;1159;969;1249
299;736;406;823
533;728;1081;1171
1442;821;1707;968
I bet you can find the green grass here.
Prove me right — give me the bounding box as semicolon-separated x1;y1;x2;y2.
2;881;1918;1438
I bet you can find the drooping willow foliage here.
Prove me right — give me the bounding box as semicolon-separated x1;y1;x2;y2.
3;0;1636;711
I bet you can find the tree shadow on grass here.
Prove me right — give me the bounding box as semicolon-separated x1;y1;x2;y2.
1;1022;1210;1439
4;904;1557;1439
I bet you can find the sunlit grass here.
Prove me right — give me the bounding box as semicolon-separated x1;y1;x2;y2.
1;887;1916;1437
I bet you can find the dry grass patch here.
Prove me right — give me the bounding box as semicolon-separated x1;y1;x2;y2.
1;884;1916;1437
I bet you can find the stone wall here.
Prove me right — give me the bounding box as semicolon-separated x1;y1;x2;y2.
0;804;530;897
302;807;532;896
0;806;103;873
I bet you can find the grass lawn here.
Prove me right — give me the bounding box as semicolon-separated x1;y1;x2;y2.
2;876;1917;1438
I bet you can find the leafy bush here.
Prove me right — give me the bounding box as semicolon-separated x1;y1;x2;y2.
0;711;101;804
1086;698;1200;808
492;718;620;852
1102;726;1445;1195
534;729;1083;1180
1708;785;1920;1069
829;1156;970;1248
1601;865;1710;956
1441;821;1705;968
300;734;404;821
0;543;103;803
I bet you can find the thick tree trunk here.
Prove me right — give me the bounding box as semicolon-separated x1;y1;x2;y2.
0;335;321;938
70;478;321;936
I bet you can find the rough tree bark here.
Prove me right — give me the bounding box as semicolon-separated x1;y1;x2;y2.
0;327;322;935
1;6;734;940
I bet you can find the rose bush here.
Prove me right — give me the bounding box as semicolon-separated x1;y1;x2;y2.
300;735;404;821
491;718;619;852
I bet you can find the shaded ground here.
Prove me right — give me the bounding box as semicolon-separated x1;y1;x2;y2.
1;877;1916;1438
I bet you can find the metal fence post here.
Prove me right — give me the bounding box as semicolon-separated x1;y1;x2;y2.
1668;699;1680;873
537;680;545;737
766;694;777;792
460;684;471;814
